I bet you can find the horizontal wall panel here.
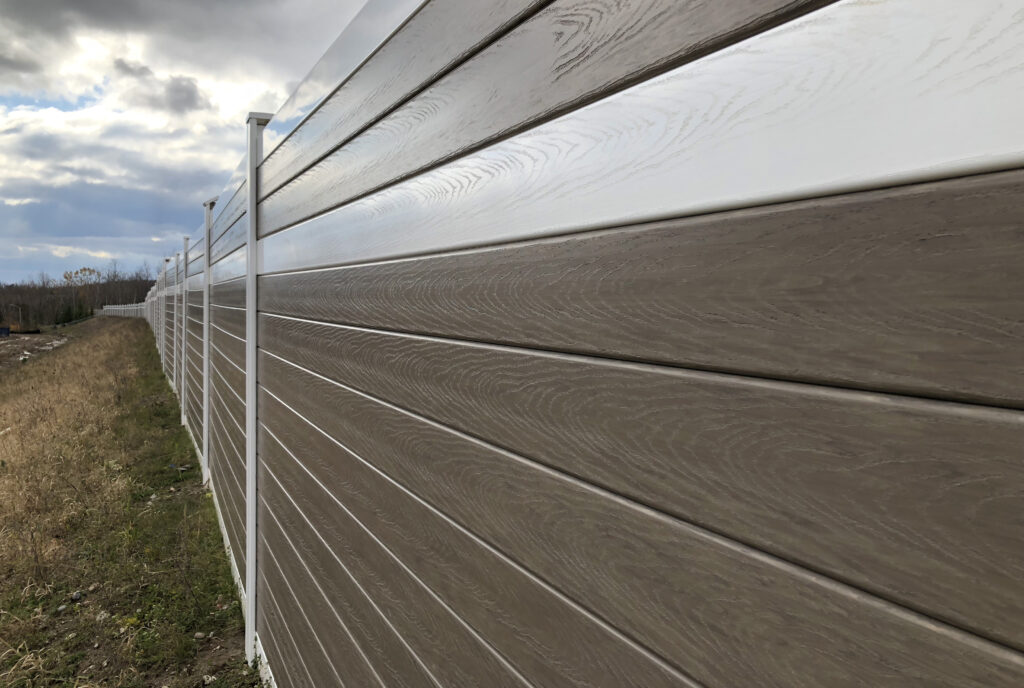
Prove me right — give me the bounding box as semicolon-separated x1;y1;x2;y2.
210;443;246;583
257;485;441;687
211;181;247;247
211;390;245;474
261;0;1024;271
258;373;1024;687
259;532;353;687
258;452;530;688
211;346;245;400
211;213;248;265
259;424;682;688
258;315;1024;646
259;0;834;234
261;169;1024;407
187;291;203;307
212;370;245;432
212;246;246;284
256;569;324;688
211;305;245;340
259;506;398;687
186;316;202;342
261;0;546;196
212;326;245;372
211;277;245;308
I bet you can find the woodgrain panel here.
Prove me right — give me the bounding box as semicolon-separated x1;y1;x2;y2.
259;0;833;233
211;277;245;308
260;498;433;687
257;316;1024;649
260;0;1024;270
209;444;245;577
260;423;684;688
210;345;245;399
257;531;354;687
259;435;531;688
211;305;245;340
210;181;246;249
261;0;545;196
257;569;318;688
211;326;245;372
212;245;246;284
211;365;245;431
210;387;245;475
259;354;1024;687
261;170;1024;407
210;213;248;266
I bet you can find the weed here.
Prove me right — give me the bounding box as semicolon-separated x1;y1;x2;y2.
0;318;259;687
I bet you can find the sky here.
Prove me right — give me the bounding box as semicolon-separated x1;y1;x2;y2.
0;0;366;284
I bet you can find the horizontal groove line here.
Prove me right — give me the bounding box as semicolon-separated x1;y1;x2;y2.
210;340;245;374
259;536;359;687
260;312;1024;420
259;0;556;200
257;568;321;687
262;379;704;684
211;321;245;343
206;464;246;598
259;0;836;237
261;424;553;688
260;161;1024;281
260;348;1024;662
210;363;246;407
259;492;446;688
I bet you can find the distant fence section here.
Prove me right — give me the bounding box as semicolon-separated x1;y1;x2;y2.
101;304;145;318
101;0;1024;686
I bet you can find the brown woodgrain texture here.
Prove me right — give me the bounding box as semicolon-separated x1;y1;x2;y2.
258;420;690;688
260;497;438;687
257;569;318;688
211;305;245;340
260;313;1024;647
211;365;245;432
258;360;1024;687
257;531;356;687
260;0;546;197
259;441;533;688
258;0;834;234
211;277;245;308
209;439;245;578
210;386;244;474
210;213;248;266
210;182;246;250
260;170;1024;407
211;327;245;373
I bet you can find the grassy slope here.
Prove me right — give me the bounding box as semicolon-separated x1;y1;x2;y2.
0;318;259;687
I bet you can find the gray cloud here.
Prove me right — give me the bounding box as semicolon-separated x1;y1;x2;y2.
0;53;41;74
112;58;153;78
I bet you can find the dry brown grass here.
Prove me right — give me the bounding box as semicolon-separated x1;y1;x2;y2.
0;318;137;586
0;318;256;688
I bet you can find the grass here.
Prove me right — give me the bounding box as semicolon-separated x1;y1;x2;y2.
0;318;259;687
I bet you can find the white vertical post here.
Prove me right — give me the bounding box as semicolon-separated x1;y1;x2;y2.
181;236;189;426
173;252;180;396
244;111;272;662
202;196;217;485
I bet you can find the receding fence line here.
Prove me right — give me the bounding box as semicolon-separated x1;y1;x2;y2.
100;1;1024;686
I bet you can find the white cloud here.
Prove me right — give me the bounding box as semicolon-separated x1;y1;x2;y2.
0;0;368;282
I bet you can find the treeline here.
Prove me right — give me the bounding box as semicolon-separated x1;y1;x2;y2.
0;262;154;330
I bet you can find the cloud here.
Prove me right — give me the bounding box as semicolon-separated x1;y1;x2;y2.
0;53;41;75
112;58;153;78
0;0;371;282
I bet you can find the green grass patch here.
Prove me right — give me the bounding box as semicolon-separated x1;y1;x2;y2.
0;319;259;687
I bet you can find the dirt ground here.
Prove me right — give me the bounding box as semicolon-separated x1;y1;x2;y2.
0;331;69;372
